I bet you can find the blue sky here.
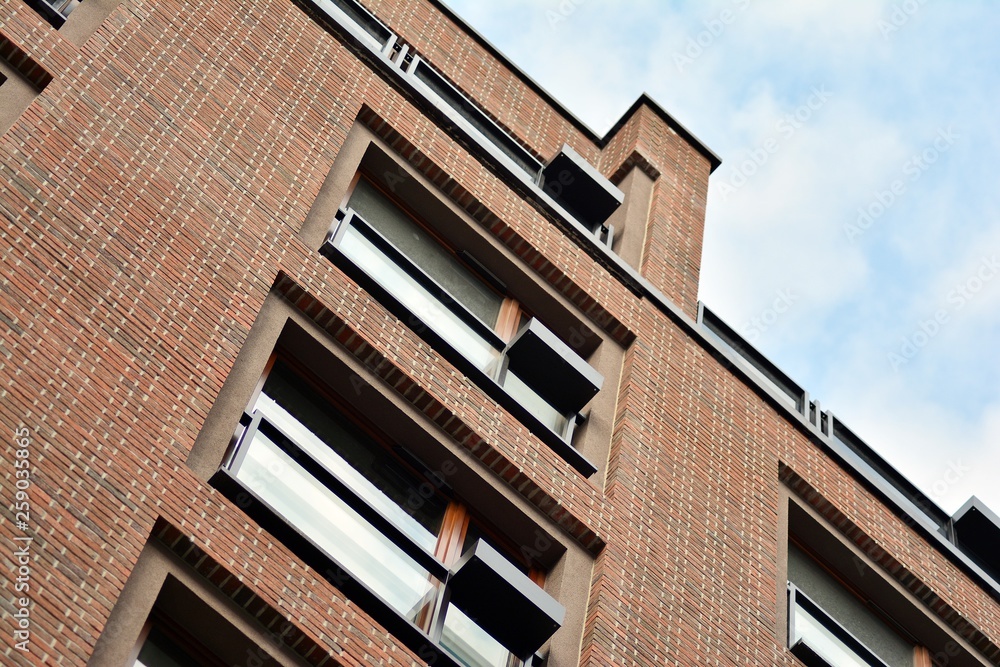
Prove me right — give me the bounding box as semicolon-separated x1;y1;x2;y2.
444;0;1000;515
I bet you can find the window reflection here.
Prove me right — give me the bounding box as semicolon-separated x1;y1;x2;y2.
441;605;510;667
791;600;873;667
330;175;597;448
348;178;504;328
259;362;447;550
236;430;438;620
340;225;502;372
223;360;551;667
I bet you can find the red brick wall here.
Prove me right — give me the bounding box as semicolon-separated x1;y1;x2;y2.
0;0;996;665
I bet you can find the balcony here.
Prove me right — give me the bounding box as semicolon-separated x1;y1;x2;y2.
322;206;602;476
697;303;1000;600
212;363;565;666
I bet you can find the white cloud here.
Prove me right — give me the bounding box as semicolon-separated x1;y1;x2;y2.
443;0;1000;515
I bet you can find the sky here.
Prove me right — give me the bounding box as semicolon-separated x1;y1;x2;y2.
443;0;1000;516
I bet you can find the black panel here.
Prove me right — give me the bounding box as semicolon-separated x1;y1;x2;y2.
541;144;623;230
448;540;565;660
954;500;1000;582
504;318;603;414
322;232;599;478
789;640;833;667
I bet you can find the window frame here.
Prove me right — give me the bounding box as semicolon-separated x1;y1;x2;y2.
780;487;990;667
181;289;596;667
21;0;80;29
215;353;560;667
322;171;601;475
93;539;313;667
340;171;529;345
787;582;893;667
235;353;541;574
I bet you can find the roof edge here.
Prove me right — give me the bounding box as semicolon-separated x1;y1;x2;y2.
603;94;723;172
430;1;722;173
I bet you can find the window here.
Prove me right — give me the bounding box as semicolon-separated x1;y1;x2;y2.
322;173;603;475
405;57;542;179
787;543;913;667
22;0;80;28
0;35;51;138
118;573;292;667
305;0;624;252
782;494;987;667
215;358;564;667
132;624;210;667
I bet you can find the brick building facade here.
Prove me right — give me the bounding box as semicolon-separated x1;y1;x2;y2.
2;0;999;665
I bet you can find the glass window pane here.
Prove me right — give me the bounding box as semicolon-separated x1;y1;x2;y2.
787;545;912;666
792;602;872;667
440;604;511;667
348;178;504;327
234;431;438;622
259;362;446;551
502;369;567;436
340;225;501;371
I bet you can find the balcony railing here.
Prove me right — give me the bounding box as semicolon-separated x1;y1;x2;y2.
697;303;1000;593
213;394;563;666
299;0;1000;601
322;208;602;476
787;584;891;667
